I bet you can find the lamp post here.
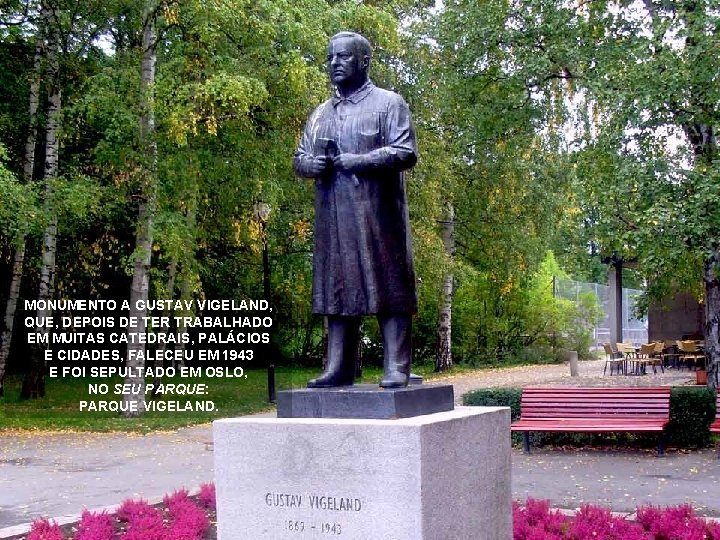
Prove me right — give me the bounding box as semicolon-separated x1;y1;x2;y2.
253;202;275;403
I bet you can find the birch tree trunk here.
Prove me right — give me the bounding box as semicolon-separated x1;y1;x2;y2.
704;249;720;390
173;203;198;370
0;246;25;396
123;2;157;416
149;258;177;397
22;4;61;399
435;203;454;372
174;270;193;369
0;2;48;397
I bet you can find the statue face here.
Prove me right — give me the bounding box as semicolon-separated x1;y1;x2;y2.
327;36;367;87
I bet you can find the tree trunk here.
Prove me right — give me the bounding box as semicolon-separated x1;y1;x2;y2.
174;269;192;369
703;249;719;390
122;3;157;416
436;203;455;372
0;2;48;397
149;257;177;397
0;244;25;396
22;7;62;400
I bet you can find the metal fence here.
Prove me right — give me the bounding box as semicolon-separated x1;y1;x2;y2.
554;277;648;347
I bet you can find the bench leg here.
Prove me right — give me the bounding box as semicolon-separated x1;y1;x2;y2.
657;435;665;456
523;432;531;453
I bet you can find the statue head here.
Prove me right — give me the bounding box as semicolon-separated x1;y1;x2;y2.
327;31;371;93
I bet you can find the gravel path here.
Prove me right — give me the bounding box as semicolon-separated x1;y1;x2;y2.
429;358;696;404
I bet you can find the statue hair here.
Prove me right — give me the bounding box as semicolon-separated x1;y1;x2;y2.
330;31;372;58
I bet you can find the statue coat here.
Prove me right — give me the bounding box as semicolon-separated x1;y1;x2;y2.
293;81;418;316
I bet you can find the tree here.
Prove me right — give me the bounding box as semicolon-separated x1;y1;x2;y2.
122;0;158;416
566;1;720;388
1;0;109;398
0;5;44;394
20;0;62;399
404;0;577;362
436;201;454;371
0;143;36;394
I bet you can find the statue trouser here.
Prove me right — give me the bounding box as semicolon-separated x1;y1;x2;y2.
307;313;412;388
307;316;360;388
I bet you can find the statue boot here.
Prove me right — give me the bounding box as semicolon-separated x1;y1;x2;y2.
379;314;412;388
307;316;360;388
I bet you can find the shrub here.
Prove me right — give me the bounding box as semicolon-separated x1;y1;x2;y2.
28;518;63;540
76;510;114;540
635;505;708;539
198;483;216;510
117;499;165;540
569;504;647;539
513;498;569;539
463;387;522;419
464;387;718;450
666;387;716;448
514;498;720;539
164;489;210;540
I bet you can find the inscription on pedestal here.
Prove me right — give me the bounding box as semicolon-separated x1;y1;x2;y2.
264;492;363;536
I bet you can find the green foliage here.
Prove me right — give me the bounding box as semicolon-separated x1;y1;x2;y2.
0;144;39;240
48;173;103;228
666;387;717;449
399;0;582;364
464;386;718;449
525;252;604;358
463;387;522;419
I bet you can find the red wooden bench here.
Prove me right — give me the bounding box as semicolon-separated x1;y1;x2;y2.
711;393;720;459
510;387;672;455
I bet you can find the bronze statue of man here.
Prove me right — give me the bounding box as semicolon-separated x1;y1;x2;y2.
293;31;418;388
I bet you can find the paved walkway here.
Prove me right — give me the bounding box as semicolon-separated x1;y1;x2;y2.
1;360;717;537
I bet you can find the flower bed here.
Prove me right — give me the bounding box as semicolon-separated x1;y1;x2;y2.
514;498;720;539
26;484;216;540
23;490;720;539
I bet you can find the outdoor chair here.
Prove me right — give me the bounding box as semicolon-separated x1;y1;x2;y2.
636;343;663;374
661;340;680;369
676;340;705;370
616;342;639;374
652;341;666;366
602;343;624;375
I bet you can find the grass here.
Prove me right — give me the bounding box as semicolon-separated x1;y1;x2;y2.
0;356;568;433
0;362;466;433
0;367;311;433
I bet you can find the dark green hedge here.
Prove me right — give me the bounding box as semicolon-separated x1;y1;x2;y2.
463;386;718;449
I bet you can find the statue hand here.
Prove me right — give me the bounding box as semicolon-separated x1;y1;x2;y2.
332;153;366;174
307;156;331;177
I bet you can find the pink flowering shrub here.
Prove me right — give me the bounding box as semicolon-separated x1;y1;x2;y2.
76;510;114;540
27;518;63;540
514;498;720;540
197;483;216;510
117;499;165;540
568;504;649;539
513;498;569;540
636;505;711;540
163;489;210;540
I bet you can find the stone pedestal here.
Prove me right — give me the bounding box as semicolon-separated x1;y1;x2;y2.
277;384;454;419
213;407;512;540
